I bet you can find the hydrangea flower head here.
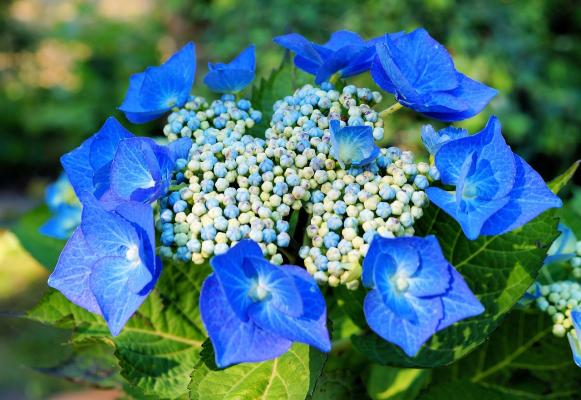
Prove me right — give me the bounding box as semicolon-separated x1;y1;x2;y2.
61;117;189;208
426;116;562;239
362;235;484;356
371;28;497;122
119;42;196;123
200;240;330;368
567;310;581;367
204;45;256;93
48;197;160;336
39;173;82;240
329;119;379;168
274;30;398;84
421;125;468;155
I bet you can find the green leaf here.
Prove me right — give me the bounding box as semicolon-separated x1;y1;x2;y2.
35;342;122;388
366;365;430;400
418;381;514;400
334;285;367;330
352;206;559;367
28;261;211;398
190;340;326;400
310;369;369;400
250;62;294;138
11;205;65;270
430;310;580;399
548;160;579;194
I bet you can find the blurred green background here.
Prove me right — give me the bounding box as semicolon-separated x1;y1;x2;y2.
0;0;579;398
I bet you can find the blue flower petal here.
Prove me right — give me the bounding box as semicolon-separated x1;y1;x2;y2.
545;224;577;265
210;240;263;321
273;33;324;69
437;265;484;331
480;155;562;236
119;42;196;123
329;120;379;167
39;206;82;240
110;138;169;203
282;266;327;320
364;290;443;357
421;125;468;155
89;255;154;336
248;265;331;353
200;274;292;368
204;45;256;93
248;257;304;318
384;29;458;94
315;44;368;84
48;228;101;314
80;196;140;257
371;28;496;122
567;310;581;367
167;137;193;162
410;236;452;297
323;30;365;50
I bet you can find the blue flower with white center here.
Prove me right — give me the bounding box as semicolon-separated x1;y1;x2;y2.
426;116;562;240
199;240;330;368
371;28;497;122
48;197;160;336
421;125;468;155
119;42;196;124
204;45;255;93
329;120;379;168
274;30;401;84
39;173;82;240
61;117;190;208
362;235;484;356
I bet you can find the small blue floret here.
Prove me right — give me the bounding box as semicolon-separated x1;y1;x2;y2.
199;240;331;368
371;28;497;122
329;119;379;168
426;116;562;240
39;173;82;240
362;235;484;356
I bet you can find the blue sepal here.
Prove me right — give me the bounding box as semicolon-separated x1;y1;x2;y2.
119;42;196;123
329;120;379;167
204;45;256;93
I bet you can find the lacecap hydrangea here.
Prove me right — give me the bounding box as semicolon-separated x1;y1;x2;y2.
44;28;563;366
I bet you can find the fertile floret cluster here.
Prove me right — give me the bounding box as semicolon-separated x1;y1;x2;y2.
536;281;581;337
162;94;262;142
156;84;436;290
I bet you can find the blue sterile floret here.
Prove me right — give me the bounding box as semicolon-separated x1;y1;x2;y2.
119;42;196;124
39;173;82;240
426;116;562;240
371;28;497;122
361;235;484;356
329;119;379;168
61;116;190;209
545;224;578;265
421;125;468;156
204;45;256;93
274;30;400;84
199;240;330;367
568;310;581;367
48;196;161;336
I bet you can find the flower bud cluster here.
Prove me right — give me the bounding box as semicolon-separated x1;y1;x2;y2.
163;94;262;143
536;281;581;337
265;84;431;289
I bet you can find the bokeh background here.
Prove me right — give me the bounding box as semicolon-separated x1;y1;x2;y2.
0;0;579;398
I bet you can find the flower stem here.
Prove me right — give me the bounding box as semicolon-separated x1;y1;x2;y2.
379;102;403;117
169;183;187;192
329;73;340;85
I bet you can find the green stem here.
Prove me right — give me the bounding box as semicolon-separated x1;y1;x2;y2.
330;337;353;355
329;73;340;85
169;183;187;192
378;102;403;117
